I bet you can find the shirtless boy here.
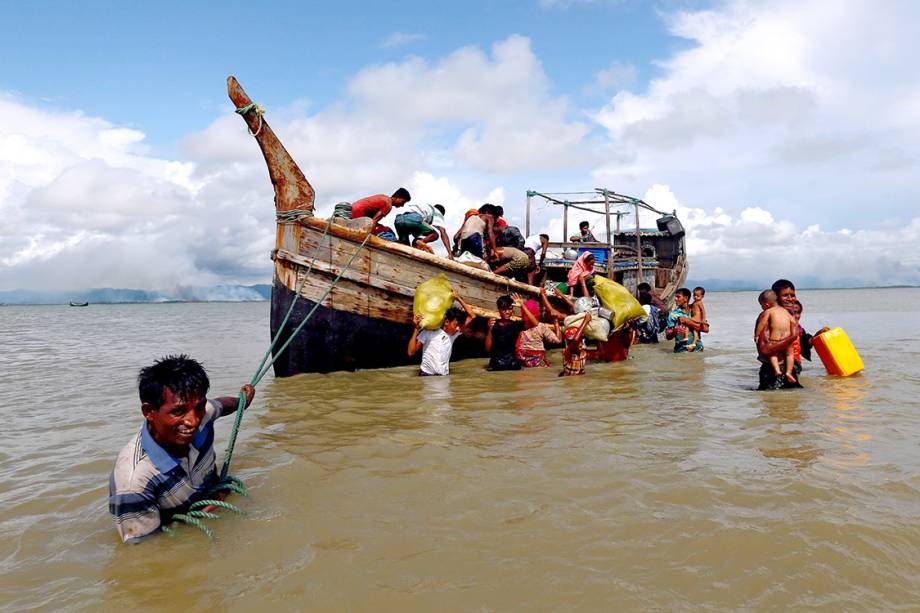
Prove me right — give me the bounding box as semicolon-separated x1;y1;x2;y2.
689;286;709;347
754;290;797;384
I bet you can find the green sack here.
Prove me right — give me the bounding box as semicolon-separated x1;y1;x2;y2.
594;276;646;331
413;274;454;330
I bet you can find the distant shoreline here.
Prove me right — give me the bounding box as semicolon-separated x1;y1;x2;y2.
1;284;917;306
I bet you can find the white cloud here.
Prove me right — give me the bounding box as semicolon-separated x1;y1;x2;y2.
3;14;920;293
592;0;920;230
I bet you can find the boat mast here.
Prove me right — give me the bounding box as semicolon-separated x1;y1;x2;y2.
226;76;315;213
635;200;643;286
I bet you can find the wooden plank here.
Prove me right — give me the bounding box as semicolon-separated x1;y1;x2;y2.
276;251;507;321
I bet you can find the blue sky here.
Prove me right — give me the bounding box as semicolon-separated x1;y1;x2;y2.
1;0;918;292
3;1;688;150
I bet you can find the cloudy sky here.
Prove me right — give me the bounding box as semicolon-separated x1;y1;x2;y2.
1;0;918;292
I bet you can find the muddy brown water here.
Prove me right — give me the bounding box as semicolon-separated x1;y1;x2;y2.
1;288;918;610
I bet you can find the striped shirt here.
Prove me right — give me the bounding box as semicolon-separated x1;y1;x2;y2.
108;399;223;543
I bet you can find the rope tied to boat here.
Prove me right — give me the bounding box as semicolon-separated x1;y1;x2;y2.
165;219;373;541
276;209;314;223
235;102;265;137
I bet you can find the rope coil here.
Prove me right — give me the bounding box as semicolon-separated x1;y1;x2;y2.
235;102;265;137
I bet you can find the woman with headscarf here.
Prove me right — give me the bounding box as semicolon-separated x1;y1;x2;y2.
567;252;596;297
515;290;563;367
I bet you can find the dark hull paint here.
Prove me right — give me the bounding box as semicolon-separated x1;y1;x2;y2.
270;277;486;376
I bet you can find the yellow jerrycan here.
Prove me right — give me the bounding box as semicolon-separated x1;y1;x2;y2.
812;327;864;376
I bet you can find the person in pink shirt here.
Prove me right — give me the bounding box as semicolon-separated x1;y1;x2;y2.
350;187;411;224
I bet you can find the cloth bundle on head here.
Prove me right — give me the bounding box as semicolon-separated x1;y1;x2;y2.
523;299;540;321
464;208;480;220
567;252;596;287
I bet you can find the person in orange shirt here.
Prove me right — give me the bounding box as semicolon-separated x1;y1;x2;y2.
350;187;411;224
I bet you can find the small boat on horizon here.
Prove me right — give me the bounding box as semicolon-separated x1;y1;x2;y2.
68;301;89;307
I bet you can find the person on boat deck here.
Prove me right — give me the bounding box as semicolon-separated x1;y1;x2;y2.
489;246;531;281
666;287;704;352
350;187;411;224
495;222;526;251
517;289;564;367
494;205;509;228
485;294;526;371
109;355;255;544
408;294;476;376
567;252;596;297
454;204;496;259
524;233;550;285
394;203;454;259
569;221;599;243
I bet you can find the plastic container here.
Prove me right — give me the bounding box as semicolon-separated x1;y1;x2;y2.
577;247;608;264
812;327;864;376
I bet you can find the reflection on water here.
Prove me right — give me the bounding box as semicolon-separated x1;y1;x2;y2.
759;389;820;468
2;290;920;609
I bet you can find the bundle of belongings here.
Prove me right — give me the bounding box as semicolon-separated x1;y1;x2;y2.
563;278;646;344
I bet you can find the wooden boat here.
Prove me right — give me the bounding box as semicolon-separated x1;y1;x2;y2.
69;301;89;307
227;77;687;376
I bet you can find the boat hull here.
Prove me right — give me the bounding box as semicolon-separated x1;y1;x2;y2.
270;278;486;375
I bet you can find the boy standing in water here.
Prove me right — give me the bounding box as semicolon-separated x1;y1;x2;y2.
485;294;525;371
754;290;798;386
560;311;591;376
408;294;476;376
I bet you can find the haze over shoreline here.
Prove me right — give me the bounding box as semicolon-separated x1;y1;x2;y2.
1;283;916;305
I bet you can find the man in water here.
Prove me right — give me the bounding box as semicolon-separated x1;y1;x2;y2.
109;355;255;543
665;287;704;352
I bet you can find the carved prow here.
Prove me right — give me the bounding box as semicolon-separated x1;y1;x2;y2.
227;76;314;213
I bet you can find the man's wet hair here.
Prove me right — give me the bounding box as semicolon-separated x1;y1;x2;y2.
443;307;466;324
579;221;590;229
693;286;705;296
496;295;513;310
771;278;795;294
758;289;777;304
637;282;652;293
392;187;411;202
539;233;549;240
478;203;497;215
434;204;445;215
638;293;652;306
138;355;210;409
676;287;691;300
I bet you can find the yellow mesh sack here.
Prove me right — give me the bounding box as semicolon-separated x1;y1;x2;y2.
594;276;646;330
413;274;454;330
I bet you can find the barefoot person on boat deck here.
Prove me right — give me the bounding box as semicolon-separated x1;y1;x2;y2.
350;187;411;224
109;355;255;543
394;203;454;259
